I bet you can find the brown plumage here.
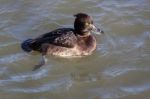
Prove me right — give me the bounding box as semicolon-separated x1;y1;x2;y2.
21;13;104;70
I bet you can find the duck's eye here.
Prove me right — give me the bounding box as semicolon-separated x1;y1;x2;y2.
85;22;89;26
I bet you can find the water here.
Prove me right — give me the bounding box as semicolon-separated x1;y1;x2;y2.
0;0;150;99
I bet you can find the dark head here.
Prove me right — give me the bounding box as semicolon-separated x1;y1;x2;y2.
74;13;104;35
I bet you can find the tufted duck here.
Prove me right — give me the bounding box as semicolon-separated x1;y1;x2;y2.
21;13;104;70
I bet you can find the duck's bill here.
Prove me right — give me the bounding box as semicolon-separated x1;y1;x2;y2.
90;24;104;35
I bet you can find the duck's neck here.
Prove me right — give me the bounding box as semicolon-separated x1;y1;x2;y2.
77;35;96;54
75;30;91;37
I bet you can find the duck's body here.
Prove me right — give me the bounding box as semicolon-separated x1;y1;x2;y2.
21;13;103;70
44;29;96;57
22;28;96;57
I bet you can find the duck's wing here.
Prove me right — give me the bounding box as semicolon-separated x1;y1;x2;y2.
31;28;77;50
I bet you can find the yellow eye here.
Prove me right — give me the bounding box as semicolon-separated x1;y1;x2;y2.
85;22;89;26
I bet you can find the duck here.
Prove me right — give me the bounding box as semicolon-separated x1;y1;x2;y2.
21;13;104;70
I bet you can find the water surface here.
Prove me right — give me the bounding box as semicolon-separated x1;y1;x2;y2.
0;0;150;99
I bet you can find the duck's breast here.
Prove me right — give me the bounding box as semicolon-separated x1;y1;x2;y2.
46;44;82;57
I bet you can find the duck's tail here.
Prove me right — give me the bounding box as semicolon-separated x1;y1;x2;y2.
21;39;33;52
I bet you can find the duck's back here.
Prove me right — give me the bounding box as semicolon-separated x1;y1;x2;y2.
24;28;77;52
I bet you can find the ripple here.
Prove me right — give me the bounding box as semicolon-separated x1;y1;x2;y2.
120;83;150;94
98;31;149;56
89;88;128;99
90;83;150;99
10;69;49;81
2;77;72;93
0;42;18;48
0;0;150;98
0;69;49;85
102;66;150;78
0;53;25;64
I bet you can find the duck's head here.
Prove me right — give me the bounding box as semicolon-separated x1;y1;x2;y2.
74;13;104;36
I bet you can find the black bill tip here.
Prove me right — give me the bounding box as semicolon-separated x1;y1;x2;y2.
97;28;104;34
